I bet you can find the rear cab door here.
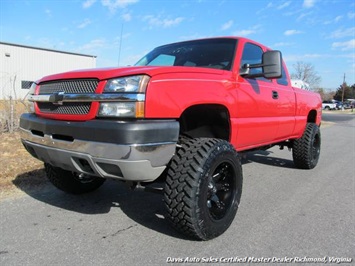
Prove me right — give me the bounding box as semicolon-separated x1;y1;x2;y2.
271;62;297;140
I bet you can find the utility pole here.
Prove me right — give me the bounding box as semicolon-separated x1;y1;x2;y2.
341;73;345;111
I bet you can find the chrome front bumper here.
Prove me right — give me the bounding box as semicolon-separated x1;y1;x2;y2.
21;128;176;182
19;114;179;182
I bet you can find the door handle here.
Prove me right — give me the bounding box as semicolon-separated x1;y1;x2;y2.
272;90;278;99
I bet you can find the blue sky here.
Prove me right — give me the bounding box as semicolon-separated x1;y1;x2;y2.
0;0;354;90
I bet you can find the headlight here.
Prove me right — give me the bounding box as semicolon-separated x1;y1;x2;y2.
104;75;150;93
27;82;37;113
98;75;149;118
29;82;36;94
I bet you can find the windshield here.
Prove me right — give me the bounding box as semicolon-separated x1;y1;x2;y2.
135;38;237;71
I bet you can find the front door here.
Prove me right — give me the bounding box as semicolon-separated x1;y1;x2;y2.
233;42;281;150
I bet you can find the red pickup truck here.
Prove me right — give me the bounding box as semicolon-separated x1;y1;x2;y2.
20;37;322;240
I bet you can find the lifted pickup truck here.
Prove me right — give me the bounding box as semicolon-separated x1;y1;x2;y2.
20;37;322;240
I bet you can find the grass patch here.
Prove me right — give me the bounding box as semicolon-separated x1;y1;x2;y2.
0;132;47;200
323;109;355;115
0;100;32;133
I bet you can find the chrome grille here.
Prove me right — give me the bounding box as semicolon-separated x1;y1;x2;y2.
37;102;91;115
37;79;98;115
39;79;98;94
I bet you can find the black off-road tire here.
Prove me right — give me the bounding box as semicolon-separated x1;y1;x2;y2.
44;163;106;194
164;138;243;240
292;123;321;169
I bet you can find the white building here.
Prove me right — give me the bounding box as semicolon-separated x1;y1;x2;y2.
0;42;96;100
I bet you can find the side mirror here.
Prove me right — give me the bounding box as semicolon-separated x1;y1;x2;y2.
262;50;282;79
240;50;282;79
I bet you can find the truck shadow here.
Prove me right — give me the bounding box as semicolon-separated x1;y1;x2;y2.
242;150;295;169
13;150;295;240
13;172;188;240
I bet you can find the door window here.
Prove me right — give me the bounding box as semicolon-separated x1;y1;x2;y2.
241;43;269;81
277;64;289;86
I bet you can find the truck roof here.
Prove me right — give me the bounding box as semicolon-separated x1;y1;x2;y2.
154;36;272;51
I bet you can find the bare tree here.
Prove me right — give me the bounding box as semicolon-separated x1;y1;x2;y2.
316;87;336;101
0;73;22;133
291;61;321;90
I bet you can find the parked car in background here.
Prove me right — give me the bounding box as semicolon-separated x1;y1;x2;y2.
322;101;337;110
343;101;355;109
334;101;343;110
342;102;350;109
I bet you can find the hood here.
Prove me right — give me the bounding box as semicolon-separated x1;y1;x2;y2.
38;66;226;83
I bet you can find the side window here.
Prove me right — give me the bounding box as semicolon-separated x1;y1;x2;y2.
241;43;270;81
277;64;289;86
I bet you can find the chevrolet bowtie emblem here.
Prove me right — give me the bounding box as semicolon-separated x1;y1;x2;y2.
49;91;65;105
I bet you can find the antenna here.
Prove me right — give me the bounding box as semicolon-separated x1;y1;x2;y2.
118;23;123;67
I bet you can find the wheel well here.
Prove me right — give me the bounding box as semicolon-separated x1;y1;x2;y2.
307;110;317;123
179;104;230;141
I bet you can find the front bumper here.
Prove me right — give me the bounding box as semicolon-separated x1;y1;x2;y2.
20;114;179;182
